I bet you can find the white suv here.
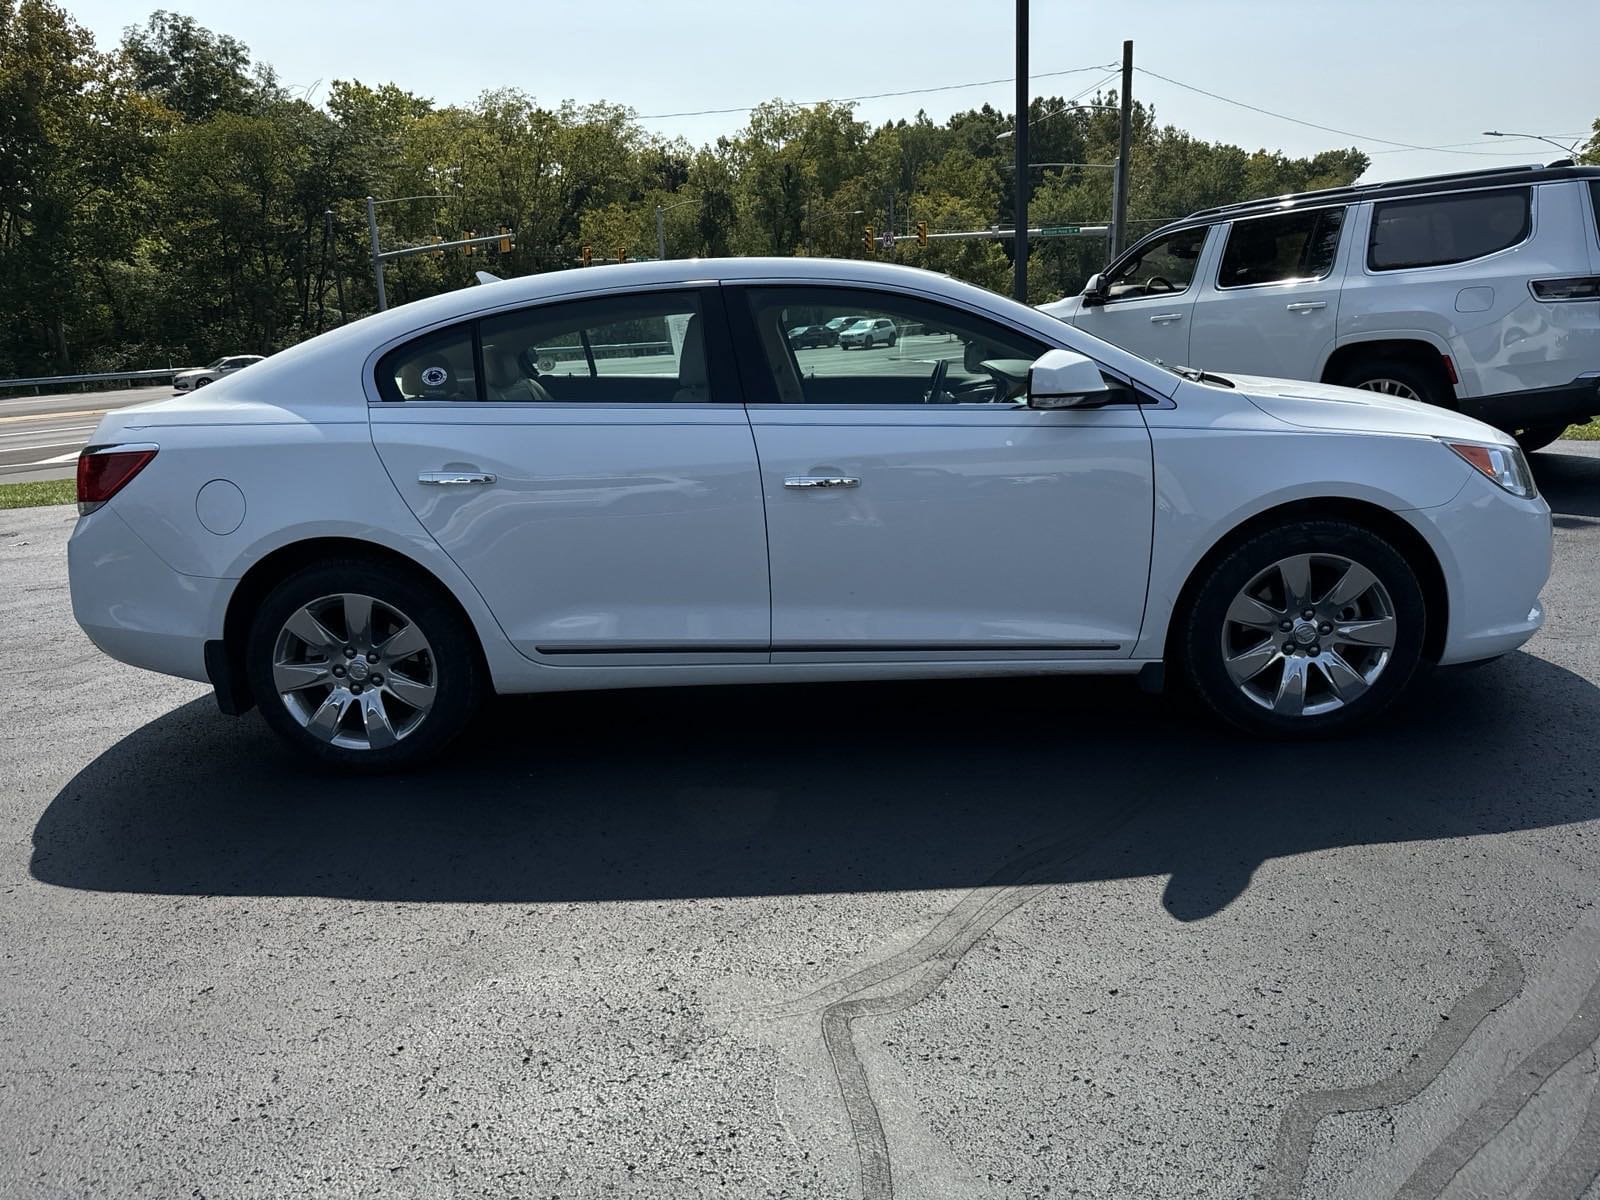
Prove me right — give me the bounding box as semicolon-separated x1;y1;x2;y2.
1042;163;1600;451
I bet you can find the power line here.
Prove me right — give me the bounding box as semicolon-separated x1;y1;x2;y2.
1133;66;1560;157
635;63;1118;120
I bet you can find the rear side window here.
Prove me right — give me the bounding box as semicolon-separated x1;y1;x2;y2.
1367;187;1530;271
1590;181;1600;243
377;324;478;402
1217;207;1345;288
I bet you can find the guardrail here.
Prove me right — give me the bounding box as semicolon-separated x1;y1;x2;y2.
0;367;181;398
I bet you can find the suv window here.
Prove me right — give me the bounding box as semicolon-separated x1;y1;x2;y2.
1590;181;1600;243
1367;187;1530;271
1217;207;1345;288
1103;226;1208;300
737;286;1049;406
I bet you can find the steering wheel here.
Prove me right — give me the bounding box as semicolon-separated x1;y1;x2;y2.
924;357;950;403
1144;275;1176;293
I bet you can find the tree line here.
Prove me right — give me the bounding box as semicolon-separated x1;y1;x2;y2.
10;0;1507;379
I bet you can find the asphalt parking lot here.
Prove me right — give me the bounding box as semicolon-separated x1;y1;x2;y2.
3;445;1599;1200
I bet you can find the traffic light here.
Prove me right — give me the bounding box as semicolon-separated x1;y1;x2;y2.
916;220;928;247
430;235;443;257
863;224;874;255
498;226;512;253
615;247;627;264
462;230;476;257
582;244;592;267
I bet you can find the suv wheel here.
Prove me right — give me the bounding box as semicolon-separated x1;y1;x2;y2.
1182;520;1427;737
1336;357;1450;408
246;560;482;769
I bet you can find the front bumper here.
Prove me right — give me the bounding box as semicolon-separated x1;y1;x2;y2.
68;506;225;683
1459;372;1600;431
1415;476;1553;666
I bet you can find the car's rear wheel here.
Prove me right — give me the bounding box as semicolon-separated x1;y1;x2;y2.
1181;520;1427;737
1335;356;1450;408
246;560;481;769
1512;422;1568;454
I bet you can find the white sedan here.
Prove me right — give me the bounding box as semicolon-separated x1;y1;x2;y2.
172;354;264;393
68;258;1551;767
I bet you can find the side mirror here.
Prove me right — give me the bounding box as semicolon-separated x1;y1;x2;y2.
1081;272;1107;307
962;340;989;373
1028;349;1115;409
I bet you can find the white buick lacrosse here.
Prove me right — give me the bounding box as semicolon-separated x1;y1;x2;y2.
68;258;1551;766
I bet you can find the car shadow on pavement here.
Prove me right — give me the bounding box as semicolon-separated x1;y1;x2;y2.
31;649;1600;922
1534;446;1600;522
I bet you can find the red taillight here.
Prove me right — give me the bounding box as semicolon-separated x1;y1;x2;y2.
77;445;157;515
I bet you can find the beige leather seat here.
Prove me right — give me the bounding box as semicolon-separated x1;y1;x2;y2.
482;345;553;403
672;316;709;402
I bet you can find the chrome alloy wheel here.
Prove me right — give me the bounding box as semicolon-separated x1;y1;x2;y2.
1220;553;1398;718
1354;377;1422;401
272;592;437;750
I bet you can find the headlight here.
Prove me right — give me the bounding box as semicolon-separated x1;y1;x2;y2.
1441;439;1537;499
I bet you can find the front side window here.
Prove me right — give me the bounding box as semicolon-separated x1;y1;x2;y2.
1103;226;1209;300
737;287;1049;406
1217;207;1345;288
1368;187;1531;271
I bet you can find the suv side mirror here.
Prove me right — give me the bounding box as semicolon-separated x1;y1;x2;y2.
1081;272;1108;307
1028;349;1115;409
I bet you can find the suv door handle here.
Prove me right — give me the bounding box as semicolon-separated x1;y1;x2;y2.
419;470;497;485
1286;301;1327;312
1148;312;1184;324
785;476;860;489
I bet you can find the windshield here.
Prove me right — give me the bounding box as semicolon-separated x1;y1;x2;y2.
205;357;227;369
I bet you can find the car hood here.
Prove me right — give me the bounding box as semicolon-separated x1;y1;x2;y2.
171;367;210;380
1222;373;1515;445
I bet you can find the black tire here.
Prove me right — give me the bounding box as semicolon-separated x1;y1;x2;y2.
1334;356;1451;408
245;559;482;770
1181;520;1428;738
194;376;210;388
1512;422;1568;454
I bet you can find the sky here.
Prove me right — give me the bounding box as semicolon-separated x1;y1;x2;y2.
64;0;1597;184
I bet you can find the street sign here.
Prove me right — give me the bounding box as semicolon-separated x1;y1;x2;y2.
1039;225;1082;237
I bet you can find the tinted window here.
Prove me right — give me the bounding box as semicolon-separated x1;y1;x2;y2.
1104;226;1208;299
479;290;714;402
377;324;478;402
737;287;1050;406
1590;181;1600;243
1217;207;1345;288
1367;187;1530;271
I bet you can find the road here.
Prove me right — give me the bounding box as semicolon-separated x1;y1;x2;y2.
1;448;1599;1200
0;386;169;482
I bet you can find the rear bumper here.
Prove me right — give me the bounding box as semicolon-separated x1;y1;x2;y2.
1459;372;1600;431
68;505;224;684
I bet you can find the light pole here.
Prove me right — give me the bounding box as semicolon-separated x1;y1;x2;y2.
1481;130;1585;158
366;191;453;312
1012;0;1028;302
803;205;863;256
654;197;702;260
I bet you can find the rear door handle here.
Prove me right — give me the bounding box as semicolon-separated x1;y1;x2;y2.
1286;301;1327;312
785;476;860;489
419;470;497;485
1149;312;1184;324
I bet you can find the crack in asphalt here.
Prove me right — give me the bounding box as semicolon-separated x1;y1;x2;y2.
1395;969;1600;1200
1260;936;1527;1200
783;802;1151;1200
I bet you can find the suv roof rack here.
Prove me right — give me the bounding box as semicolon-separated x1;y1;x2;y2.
1181;160;1598;223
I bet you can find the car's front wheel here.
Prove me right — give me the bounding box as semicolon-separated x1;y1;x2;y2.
1181;520;1427;737
246;560;482;768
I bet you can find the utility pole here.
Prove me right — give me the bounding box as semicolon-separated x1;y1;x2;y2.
1012;0;1029;302
1112;39;1133;258
655;205;667;260
366;196;387;312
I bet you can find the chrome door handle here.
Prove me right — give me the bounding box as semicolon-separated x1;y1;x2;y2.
1286;301;1327;312
1149;312;1184;324
418;470;497;485
784;476;860;489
